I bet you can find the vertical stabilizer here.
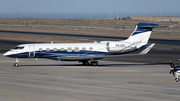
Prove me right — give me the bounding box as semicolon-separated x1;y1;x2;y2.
127;23;159;49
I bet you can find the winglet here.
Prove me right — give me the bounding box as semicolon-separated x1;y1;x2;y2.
139;43;155;55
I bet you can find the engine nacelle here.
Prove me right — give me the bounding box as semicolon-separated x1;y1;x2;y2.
100;41;137;53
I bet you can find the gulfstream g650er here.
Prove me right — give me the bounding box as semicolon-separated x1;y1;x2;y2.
4;23;160;66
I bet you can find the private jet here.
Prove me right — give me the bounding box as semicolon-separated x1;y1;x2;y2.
3;23;161;66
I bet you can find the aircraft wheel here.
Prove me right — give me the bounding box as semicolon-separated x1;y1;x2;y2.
83;61;89;66
14;63;18;67
91;62;97;66
90;61;98;66
175;78;179;82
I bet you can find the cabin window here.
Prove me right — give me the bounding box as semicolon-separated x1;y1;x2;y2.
61;48;64;51
53;48;57;51
14;46;24;50
89;47;93;51
39;48;43;51
82;47;86;50
67;47;72;52
74;47;79;52
46;48;50;51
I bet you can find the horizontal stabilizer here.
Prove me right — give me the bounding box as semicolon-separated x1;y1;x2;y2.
139;43;155;55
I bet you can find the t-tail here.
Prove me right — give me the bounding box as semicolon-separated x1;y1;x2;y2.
126;23;159;49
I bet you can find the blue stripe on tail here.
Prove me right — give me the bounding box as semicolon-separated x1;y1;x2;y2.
131;23;159;36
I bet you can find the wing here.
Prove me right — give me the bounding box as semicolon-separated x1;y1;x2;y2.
58;43;155;61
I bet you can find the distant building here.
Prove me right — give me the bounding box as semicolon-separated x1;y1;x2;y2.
162;19;170;22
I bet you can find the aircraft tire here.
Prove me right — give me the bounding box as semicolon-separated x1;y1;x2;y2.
14;63;18;67
91;62;97;66
175;78;179;82
90;61;98;66
83;61;89;66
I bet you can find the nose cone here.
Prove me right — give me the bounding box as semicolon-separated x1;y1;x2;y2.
3;52;9;56
3;51;12;57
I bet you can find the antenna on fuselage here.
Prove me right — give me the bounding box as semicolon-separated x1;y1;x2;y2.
51;41;53;44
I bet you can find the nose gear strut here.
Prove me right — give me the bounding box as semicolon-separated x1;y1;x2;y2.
14;58;20;67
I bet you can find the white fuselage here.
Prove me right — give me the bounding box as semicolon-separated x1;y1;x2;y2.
3;40;138;61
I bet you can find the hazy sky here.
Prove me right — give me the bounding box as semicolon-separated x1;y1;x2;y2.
0;0;180;17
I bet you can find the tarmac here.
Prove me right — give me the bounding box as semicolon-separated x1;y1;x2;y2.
0;54;180;101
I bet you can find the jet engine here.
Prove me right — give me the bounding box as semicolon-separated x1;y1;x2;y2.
100;41;136;54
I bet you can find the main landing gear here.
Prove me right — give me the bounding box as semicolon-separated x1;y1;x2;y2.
90;61;98;66
80;60;98;66
14;58;20;67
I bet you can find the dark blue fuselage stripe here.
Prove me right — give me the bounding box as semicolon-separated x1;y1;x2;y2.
6;50;109;60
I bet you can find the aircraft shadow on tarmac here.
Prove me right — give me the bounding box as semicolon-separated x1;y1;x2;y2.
17;62;169;67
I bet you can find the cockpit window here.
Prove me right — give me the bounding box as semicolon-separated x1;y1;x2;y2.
13;46;24;50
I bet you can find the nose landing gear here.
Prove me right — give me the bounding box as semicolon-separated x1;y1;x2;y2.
175;78;179;82
14;58;20;67
174;72;180;82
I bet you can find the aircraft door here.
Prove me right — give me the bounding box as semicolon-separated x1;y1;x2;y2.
29;45;35;57
106;42;109;51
